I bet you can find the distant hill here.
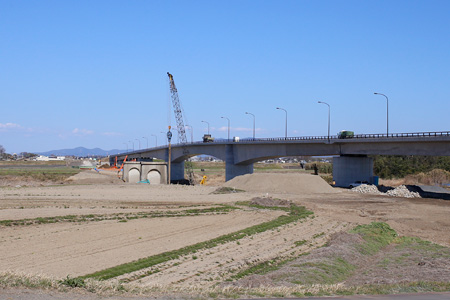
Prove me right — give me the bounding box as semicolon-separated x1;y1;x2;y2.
36;147;126;157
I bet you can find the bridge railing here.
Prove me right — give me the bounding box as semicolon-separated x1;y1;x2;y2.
352;131;450;139
224;131;450;143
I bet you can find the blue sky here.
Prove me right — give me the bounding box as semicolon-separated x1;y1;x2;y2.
1;0;449;153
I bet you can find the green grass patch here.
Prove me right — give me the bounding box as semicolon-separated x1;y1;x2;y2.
294;240;307;247
254;163;284;170
231;222;401;287
394;236;449;255
212;187;246;194
59;276;85;288
79;204;312;280
0;205;240;227
350;222;397;255
0;167;80;181
291;257;356;285
235;200;292;213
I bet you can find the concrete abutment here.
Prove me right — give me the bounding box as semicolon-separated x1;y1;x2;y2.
332;155;374;188
123;162;168;184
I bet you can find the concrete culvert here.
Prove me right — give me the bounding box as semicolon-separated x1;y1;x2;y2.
147;170;161;185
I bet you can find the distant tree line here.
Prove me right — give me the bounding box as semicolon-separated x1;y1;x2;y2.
373;155;450;179
0;145;6;160
0;145;38;160
305;162;332;174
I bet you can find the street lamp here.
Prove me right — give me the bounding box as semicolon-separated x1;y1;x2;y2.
374;92;389;136
201;120;210;135
160;132;167;145
245;112;255;140
129;140;134;151
317;101;331;141
221;116;230;141
123;142;128;152
135;139;141;150
142;137;148;148
185;124;194;143
171;128;180;143
276;107;288;138
151;134;158;147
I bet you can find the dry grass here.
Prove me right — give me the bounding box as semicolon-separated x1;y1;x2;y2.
3;271;449;298
0;271;59;289
404;169;450;186
380;169;450;187
0;271;359;297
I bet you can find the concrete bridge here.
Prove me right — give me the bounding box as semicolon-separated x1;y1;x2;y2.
111;131;450;187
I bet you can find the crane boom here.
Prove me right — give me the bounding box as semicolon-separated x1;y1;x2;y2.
167;72;195;185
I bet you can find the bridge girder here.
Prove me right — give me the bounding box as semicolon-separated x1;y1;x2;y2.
113;136;450;166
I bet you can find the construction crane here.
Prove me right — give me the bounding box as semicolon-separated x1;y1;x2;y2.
167;72;195;185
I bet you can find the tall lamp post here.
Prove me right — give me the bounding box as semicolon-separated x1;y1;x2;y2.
201;120;210;135
123;142;128;152
276;107;287;138
374;92;389;136
142;137;148;148
185;124;193;143
167;126;172;184
129;140;134;151
160;132;166;145
171;128;179;143
245;112;255;140
221;116;230;141
317;101;331;141
135;139;141;150
151;134;158;147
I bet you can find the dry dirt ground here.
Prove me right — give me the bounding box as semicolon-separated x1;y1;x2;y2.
1;169;450;297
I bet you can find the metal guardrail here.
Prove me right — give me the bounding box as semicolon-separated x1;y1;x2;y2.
353;131;450;139
189;131;450;143
117;131;450;156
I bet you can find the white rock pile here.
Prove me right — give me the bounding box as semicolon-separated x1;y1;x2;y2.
386;185;421;198
351;184;421;198
351;184;383;195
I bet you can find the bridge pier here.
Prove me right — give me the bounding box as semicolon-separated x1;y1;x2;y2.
333;155;374;188
170;162;185;182
225;145;254;181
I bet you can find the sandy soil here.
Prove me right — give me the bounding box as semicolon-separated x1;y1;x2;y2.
1;169;450;290
0;210;282;277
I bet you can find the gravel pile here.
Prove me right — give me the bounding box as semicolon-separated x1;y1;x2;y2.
386;185;421;198
351;184;383;195
223;173;338;194
351;184;421;198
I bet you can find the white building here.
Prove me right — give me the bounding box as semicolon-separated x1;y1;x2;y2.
34;155;66;161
